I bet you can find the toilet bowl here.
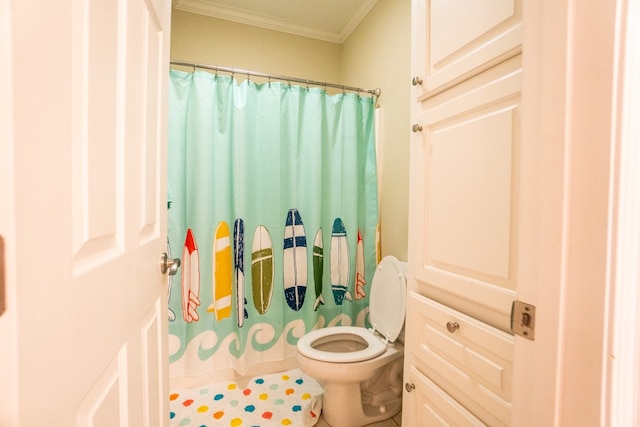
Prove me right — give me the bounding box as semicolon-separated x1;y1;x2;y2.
296;256;407;427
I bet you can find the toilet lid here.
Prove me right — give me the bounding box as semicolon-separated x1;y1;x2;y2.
369;256;406;343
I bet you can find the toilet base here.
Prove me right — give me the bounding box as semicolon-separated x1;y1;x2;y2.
320;358;403;427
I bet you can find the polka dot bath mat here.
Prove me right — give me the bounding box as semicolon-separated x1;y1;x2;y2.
169;368;324;426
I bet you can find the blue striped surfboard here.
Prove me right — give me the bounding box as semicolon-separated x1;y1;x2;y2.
331;217;352;305
283;209;307;311
234;218;247;327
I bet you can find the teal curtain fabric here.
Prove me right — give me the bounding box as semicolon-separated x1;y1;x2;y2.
167;70;379;377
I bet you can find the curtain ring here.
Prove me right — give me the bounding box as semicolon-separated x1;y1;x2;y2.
268;76;271;87
306;80;310;91
247;72;250;82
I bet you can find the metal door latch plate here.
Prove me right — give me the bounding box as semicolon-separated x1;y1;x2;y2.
511;300;535;340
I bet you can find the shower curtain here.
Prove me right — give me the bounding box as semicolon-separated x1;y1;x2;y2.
167;69;379;378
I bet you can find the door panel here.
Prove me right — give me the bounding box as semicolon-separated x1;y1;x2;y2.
141;300;165;427
71;0;121;269
411;56;521;332
428;107;514;278
139;5;163;241
412;0;522;98
404;366;486;427
407;292;513;426
76;349;127;426
6;0;171;424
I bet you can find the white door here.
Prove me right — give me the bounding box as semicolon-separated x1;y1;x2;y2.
0;0;172;425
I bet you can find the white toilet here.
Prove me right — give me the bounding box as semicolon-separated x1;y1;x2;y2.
296;256;407;427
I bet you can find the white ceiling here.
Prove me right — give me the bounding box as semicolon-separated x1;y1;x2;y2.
172;0;379;44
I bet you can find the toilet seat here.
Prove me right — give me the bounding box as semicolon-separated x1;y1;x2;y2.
297;256;407;364
297;326;387;363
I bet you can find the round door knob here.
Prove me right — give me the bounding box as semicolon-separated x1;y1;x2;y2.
160;252;181;276
411;76;423;86
446;321;460;333
412;124;423;133
405;383;415;393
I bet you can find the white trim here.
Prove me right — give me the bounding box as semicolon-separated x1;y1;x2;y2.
512;1;571;424
605;0;640;424
515;0;628;424
0;0;17;423
337;1;378;43
374;108;384;208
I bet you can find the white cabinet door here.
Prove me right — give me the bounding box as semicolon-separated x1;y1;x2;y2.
405;54;521;427
409;56;522;332
404;365;486;427
2;0;171;425
411;0;522;98
406;1;523;422
405;292;513;426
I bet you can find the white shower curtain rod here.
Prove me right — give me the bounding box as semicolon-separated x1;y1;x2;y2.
170;60;382;98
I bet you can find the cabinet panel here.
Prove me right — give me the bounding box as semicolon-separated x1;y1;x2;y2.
404;366;486;427
412;0;521;98
409;56;521;331
407;292;513;427
429;107;513;278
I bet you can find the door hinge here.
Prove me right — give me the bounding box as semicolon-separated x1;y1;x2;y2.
511;300;535;340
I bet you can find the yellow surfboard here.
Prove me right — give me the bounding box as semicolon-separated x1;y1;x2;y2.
208;221;232;321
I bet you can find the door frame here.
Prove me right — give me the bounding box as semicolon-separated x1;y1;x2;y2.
604;0;640;424
514;0;638;425
0;0;17;422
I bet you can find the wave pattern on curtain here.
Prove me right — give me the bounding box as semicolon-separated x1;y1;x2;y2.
167;70;379;378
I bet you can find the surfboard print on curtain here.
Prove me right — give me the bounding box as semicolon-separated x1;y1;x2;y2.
181;228;201;322
167;238;177;322
167;70;379;377
355;230;366;300
251;225;274;315
331;218;352;305
312;229;325;311
234;219;248;327
209;221;233;321
283;209;307;311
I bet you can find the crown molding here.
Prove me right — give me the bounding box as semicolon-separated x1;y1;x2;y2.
173;0;377;44
338;0;378;43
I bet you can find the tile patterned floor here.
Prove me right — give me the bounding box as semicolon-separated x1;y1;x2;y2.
317;411;401;427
